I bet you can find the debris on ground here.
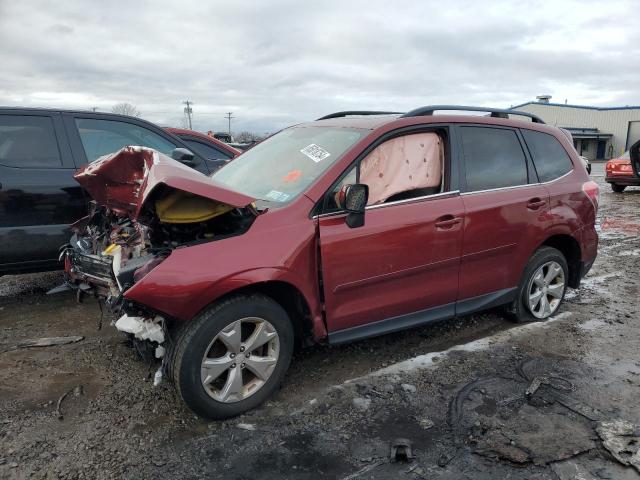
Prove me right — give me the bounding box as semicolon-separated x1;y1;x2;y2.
390;438;414;462
596;420;640;472
352;397;371;411
56;385;83;420
237;423;256;431
17;336;84;348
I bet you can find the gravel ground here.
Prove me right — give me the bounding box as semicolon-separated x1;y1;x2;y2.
1;175;639;480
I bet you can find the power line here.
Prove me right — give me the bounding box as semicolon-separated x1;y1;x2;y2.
183;100;193;129
225;112;235;135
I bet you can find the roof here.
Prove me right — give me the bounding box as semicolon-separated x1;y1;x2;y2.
0;106;149;121
511;101;640;111
309;115;402;130
562;127;612;139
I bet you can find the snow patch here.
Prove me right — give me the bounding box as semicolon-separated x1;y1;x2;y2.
344;312;574;381
578;318;607;332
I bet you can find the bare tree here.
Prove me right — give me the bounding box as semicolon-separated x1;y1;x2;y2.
112;102;141;117
235;131;263;143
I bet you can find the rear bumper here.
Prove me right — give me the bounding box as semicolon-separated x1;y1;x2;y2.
605;174;640;186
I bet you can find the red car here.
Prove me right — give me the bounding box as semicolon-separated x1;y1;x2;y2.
605;150;640;192
165;127;241;170
63;106;599;418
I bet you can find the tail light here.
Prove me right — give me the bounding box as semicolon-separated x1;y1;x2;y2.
582;180;599;212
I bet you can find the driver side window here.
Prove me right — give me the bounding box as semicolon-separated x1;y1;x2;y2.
360;132;443;205
324;131;445;212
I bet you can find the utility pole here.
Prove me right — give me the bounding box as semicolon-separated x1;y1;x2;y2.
183;100;193;130
225;112;234;136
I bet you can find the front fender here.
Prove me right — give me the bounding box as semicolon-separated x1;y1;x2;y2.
123;212;321;324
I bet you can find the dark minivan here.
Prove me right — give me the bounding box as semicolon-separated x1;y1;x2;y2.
0;108;235;274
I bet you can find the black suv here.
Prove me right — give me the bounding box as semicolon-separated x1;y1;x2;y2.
0;108;228;275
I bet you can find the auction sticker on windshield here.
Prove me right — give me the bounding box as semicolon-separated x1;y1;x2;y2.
301;144;331;163
265;190;291;202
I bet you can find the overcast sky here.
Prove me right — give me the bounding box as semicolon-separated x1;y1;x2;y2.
0;0;638;134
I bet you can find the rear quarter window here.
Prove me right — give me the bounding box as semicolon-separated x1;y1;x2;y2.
0;115;62;168
522;129;574;182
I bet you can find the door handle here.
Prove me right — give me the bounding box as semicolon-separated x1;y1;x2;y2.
527;198;546;210
435;215;462;230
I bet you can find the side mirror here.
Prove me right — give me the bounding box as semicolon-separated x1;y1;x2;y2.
338;183;368;228
171;148;197;167
631;139;640;178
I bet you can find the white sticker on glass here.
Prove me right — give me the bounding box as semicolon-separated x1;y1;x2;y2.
265;190;291;202
300;144;331;163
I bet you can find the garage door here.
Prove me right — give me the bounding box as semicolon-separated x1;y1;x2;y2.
627;121;640;150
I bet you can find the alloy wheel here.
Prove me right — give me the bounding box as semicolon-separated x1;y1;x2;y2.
526;261;566;319
200;317;280;403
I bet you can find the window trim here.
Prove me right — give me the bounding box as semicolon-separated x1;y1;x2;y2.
314;190;461;219
315;124;455;217
455;124;536;194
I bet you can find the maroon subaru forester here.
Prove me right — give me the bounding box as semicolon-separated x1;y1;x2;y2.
63;106;599;418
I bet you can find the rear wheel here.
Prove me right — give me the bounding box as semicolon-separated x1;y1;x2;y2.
171;294;294;419
506;246;568;323
611;183;626;193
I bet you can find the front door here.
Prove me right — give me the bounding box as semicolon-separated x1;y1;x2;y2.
318;129;463;341
596;140;606;160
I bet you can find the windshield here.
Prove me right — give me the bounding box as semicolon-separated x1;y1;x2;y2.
211;126;367;203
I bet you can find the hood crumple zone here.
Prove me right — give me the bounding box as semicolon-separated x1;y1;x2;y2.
74;146;256;220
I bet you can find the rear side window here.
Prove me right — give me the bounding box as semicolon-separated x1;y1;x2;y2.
75;118;178;162
0;115;62;168
522;129;574;182
181;138;232;160
460;127;528;191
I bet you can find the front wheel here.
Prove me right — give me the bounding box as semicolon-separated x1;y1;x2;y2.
171;294;294;419
611;183;626;193
506;246;568;323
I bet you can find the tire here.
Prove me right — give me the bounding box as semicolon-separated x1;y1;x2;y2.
505;246;568;323
171;294;294;419
611;183;626;193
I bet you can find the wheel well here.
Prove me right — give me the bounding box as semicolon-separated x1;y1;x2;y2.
215;281;314;349
541;235;581;288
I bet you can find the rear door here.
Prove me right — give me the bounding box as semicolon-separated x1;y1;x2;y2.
63;113;211;174
318;127;464;341
0;111;84;272
456;125;550;310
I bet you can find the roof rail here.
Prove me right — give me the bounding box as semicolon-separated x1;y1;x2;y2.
400;105;545;124
316;111;403;121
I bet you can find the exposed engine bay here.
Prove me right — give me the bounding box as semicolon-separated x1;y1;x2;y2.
58;146;258;373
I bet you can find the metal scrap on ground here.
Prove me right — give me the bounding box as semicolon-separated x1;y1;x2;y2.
16;336;84;348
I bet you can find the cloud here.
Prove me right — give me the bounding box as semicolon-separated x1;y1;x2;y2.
0;0;638;134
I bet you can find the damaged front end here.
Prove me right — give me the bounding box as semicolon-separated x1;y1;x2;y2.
59;146;258;371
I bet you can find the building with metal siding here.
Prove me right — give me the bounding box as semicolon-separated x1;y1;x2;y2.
511;99;640;160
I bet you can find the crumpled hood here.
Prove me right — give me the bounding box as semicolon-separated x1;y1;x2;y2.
74;146;256;219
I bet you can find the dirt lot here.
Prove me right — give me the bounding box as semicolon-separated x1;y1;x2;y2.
1;173;639;480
